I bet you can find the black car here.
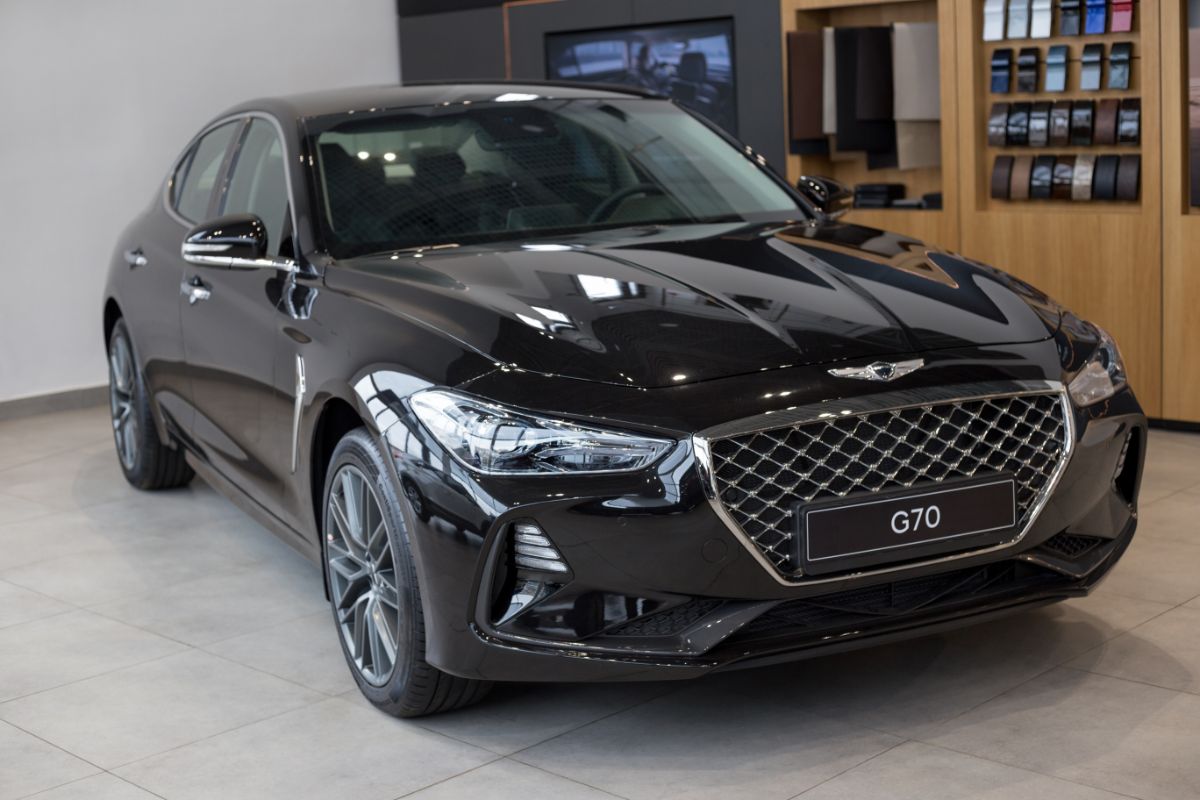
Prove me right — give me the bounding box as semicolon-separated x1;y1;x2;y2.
103;83;1144;717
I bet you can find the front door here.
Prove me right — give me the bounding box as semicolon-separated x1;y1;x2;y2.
180;117;296;513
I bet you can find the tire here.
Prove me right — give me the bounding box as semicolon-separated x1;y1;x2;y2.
107;318;194;490
322;428;491;717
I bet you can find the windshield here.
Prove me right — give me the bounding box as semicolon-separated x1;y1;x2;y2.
307;97;805;258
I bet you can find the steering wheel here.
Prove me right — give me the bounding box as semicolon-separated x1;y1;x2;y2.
587;183;667;224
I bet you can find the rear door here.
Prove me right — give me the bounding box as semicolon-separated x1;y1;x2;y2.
179;116;296;511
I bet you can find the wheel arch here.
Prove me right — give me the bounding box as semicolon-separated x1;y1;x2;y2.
103;297;123;344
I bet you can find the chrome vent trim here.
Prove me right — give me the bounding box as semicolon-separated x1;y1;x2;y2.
693;381;1075;587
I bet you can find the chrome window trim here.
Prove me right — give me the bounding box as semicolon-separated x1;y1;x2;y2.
692;380;1076;587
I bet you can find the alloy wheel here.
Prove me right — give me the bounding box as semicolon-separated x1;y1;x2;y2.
108;333;139;471
325;464;402;687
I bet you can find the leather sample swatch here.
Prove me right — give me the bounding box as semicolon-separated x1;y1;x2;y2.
856;27;893;121
1081;45;1104;91
1085;0;1108;34
1119;98;1141;144
1117;155;1141;201
989;102;1011;146
1053;156;1075;199
1011;155;1035;199
822;28;837;135
1050;101;1072;145
1073;155;1097;200
1059;0;1082;35
787;32;825;143
1017;48;1040;93
1109;42;1132;90
1008;102;1032;146
1031;0;1053;37
984;0;1007;42
1030;155;1056;199
992;155;1016;199
992;48;1014;94
1008;0;1031;39
1029;102;1052;147
1095;98;1120;145
1071;101;1095;145
833;28;896;158
1045;46;1068;92
893;22;940;121
1093;155;1121;200
1110;0;1134;33
896;121;942;169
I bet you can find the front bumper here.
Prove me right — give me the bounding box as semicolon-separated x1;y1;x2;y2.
381;377;1145;683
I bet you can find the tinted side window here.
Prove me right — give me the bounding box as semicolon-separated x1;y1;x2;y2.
222;119;289;256
175;121;240;222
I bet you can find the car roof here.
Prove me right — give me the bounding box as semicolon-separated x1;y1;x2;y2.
222;81;665;123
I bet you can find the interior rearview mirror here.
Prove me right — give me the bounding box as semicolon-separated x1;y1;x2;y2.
181;213;295;271
797;175;853;220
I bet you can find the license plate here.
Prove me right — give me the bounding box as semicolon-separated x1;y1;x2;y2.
799;476;1017;575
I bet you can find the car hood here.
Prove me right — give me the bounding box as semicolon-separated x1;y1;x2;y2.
326;221;1061;389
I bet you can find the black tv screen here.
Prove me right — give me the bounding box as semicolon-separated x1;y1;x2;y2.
545;18;738;135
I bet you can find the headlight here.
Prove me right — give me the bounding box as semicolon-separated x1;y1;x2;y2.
408;389;673;474
1068;326;1127;407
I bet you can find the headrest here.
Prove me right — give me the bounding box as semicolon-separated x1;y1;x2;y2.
413;149;466;186
678;52;708;82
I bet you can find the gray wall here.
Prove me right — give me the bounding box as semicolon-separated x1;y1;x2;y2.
400;0;786;167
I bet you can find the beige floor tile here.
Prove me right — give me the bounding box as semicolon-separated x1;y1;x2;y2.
0;649;322;768
514;684;902;800
798;741;1131;800
90;558;324;647
206;613;355;696
408;758;619;799
0;579;71;631
924;667;1200;800
22;773;160;800
0;509;166;573
1068;605;1200;694
0;492;57;526
114;698;494;800
0;446;144;511
0;720;97;800
1092;534;1200;605
0;611;185;702
1136;491;1200;546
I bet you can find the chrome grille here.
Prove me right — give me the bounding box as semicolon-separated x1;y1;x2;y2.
706;392;1070;575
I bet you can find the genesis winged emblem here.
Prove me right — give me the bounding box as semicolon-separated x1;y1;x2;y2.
828;358;925;382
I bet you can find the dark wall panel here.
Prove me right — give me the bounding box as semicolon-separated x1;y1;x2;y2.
399;6;505;81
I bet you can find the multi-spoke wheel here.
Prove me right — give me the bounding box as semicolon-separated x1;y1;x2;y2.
322;428;491;717
105;318;193;490
326;464;402;686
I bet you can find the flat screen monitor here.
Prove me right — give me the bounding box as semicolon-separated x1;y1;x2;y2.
545;18;738;135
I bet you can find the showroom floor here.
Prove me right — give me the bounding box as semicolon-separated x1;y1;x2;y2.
1;407;1199;800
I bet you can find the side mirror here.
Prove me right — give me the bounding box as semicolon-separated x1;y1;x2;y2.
181;213;296;271
796;175;853;220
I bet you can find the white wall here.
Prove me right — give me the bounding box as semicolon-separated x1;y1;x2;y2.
0;0;401;403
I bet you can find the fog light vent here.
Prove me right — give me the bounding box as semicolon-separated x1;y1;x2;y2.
1112;428;1140;505
513;522;570;575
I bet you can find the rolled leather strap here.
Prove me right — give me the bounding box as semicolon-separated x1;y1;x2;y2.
1029;102;1052;147
1093;155;1121;200
1117;154;1140;201
992;156;1015;200
989;102;1011;147
1008;102;1032;146
1031;0;1053;38
1119;98;1141;145
1080;44;1104;91
1008;0;1032;39
1095;98;1120;145
1011;155;1035;200
992;48;1013;94
1072;155;1096;200
1030;155;1056;199
1050;101;1072;146
1109;42;1133;91
1058;0;1082;35
1110;0;1134;32
1017;48;1040;94
1085;0;1107;34
1071;100;1095;146
1052;156;1075;199
1045;45;1068;93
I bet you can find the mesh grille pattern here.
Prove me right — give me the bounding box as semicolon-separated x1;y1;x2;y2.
606;600;724;637
708;393;1068;575
1041;533;1105;559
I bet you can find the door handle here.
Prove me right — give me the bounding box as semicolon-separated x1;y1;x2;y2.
124;248;148;268
180;278;211;305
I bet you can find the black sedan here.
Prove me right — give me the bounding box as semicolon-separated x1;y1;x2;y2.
103;83;1144;717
